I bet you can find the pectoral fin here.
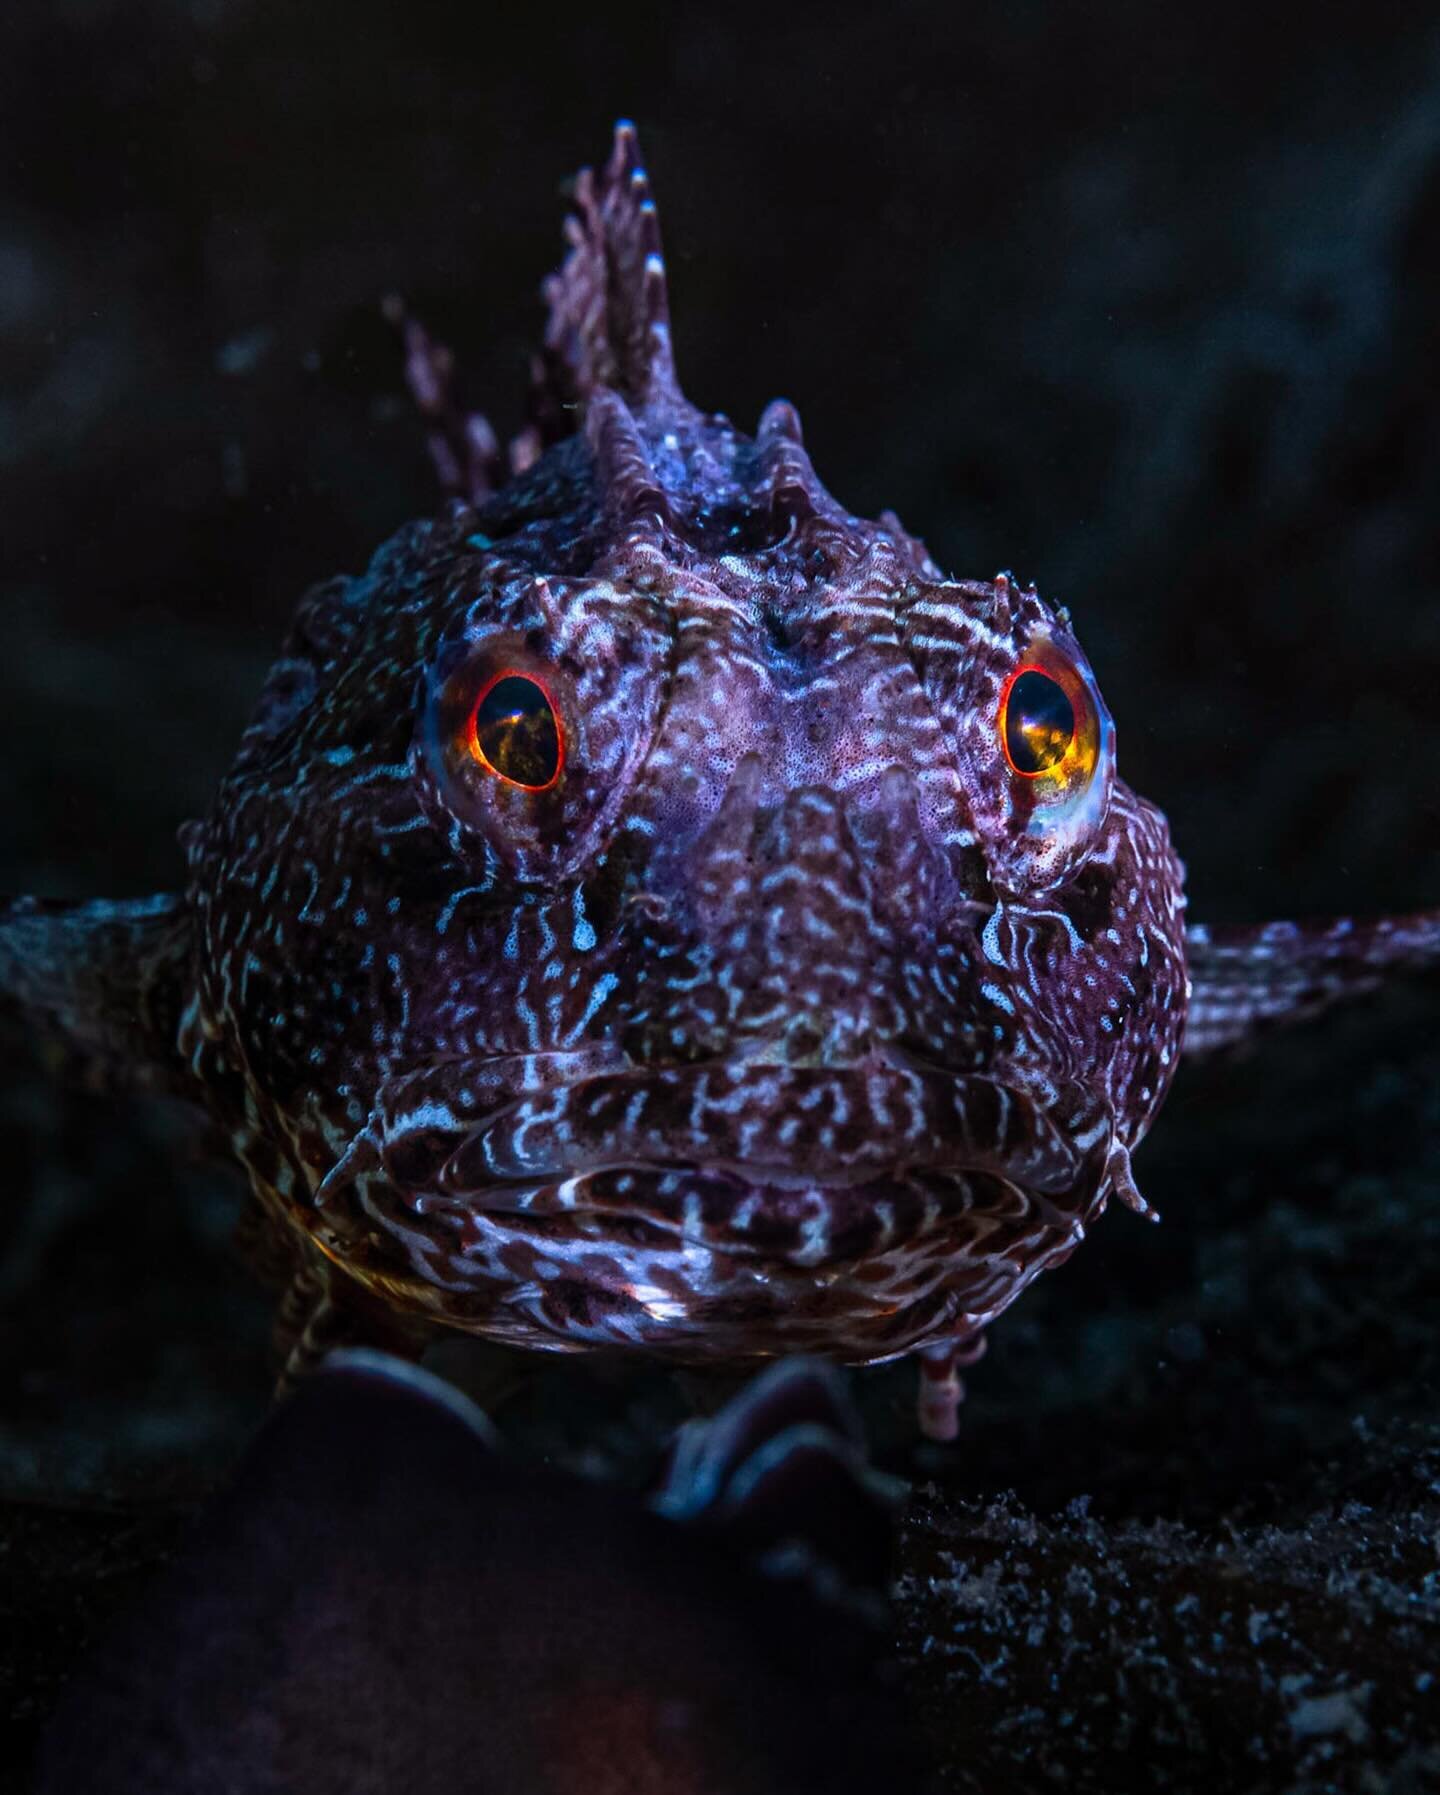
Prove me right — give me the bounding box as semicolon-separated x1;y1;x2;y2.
0;892;196;1095
1184;909;1440;1056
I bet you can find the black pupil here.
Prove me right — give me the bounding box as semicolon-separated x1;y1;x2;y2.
1006;670;1075;775
474;676;560;788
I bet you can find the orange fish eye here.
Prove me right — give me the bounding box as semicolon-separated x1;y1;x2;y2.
465;671;564;792
997;650;1101;806
1002;668;1075;776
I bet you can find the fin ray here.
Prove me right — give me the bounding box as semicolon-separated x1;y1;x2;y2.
529;120;679;437
1184;909;1440;1056
0;892;194;1092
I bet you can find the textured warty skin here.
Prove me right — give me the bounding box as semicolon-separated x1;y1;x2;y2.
3;124;1437;1437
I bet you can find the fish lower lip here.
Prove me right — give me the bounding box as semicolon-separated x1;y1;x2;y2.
354;1058;1096;1205
417;1161;1009;1217
399;1162;1101;1289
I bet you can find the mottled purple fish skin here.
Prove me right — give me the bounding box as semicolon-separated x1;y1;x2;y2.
178;125;1187;1383
3;122;1437;1434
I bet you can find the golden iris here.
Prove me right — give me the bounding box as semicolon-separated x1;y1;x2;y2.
468;673;563;791
1003;669;1075;776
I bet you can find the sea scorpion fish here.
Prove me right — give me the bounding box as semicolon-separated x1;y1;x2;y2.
4;125;1438;1439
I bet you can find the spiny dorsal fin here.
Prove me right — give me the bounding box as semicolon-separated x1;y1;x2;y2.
0;893;195;1095
530;121;678;431
383;294;502;506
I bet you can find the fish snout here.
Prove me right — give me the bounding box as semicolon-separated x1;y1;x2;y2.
630;763;985;1070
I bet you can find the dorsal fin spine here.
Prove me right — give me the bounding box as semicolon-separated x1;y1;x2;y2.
756;399;821;525
586;388;676;536
531;122;680;430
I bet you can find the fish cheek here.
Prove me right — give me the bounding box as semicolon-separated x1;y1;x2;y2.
414;603;669;889
218;908;381;1116
1058;860;1117;941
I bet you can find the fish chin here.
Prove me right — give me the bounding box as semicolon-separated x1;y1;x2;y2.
318;1058;1112;1361
378;1058;1091;1192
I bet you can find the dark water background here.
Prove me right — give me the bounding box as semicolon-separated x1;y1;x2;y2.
2;2;1439;1788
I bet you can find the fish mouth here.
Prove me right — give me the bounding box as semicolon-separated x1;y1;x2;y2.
323;1048;1111;1262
